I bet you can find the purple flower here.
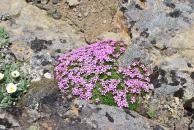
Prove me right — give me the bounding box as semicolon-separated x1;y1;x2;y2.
55;40;153;109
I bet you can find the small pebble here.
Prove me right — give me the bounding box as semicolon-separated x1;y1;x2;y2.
52;0;59;4
174;97;179;105
84;12;89;17
44;72;52;79
26;0;33;2
190;72;194;79
103;20;107;24
52;12;62;20
31;76;41;82
192;102;194;109
73;8;77;12
0;125;6;129
67;95;73;100
67;0;80;7
153;125;165;130
187;63;193;68
77;13;82;17
41;0;49;4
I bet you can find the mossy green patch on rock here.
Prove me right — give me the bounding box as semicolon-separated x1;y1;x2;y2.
19;78;59;108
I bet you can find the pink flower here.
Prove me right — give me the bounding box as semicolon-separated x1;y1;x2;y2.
55;40;153;109
130;96;136;104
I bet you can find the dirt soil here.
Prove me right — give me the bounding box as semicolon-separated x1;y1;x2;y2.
32;0;129;43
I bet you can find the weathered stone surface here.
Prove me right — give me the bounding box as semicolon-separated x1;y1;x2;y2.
74;100;169;130
19;79;58;108
0;0;86;81
120;0;194;128
98;32;131;44
0;109;20;128
184;97;194;112
168;28;194;65
10;41;33;61
154;84;182;97
121;0;194;69
0;0;194;129
0;0;25;20
67;0;81;7
176;71;194;100
159;57;189;70
190;120;194;130
174;117;190;130
145;96;185;128
118;44;151;67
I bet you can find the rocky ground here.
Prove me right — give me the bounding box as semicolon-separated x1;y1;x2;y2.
0;0;194;130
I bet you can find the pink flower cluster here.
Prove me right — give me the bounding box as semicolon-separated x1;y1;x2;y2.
55;40;153;108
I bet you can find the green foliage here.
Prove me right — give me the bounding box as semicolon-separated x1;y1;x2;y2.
0;27;10;65
92;83;116;106
0;27;10;48
110;70;122;79
92;70;121;107
0;63;30;107
110;5;117;16
92;69;141;110
147;110;157;119
0;27;30;107
47;11;53;17
126;94;141;110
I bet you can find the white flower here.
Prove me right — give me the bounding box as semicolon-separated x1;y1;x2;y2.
11;70;20;78
0;73;4;80
6;83;17;94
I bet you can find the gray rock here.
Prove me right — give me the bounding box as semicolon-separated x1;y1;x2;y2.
19;79;58;108
52;11;62;20
0;109;20;128
118;44;151;67
160;58;189;70
41;0;49;4
26;109;41;123
0;0;25;20
121;4;194;124
67;0;81;7
123;0;193;46
184;97;194;112
52;0;59;4
153;125;165;130
162;48;177;56
74;100;168;130
10;41;33;61
176;71;194;100
122;0;194;68
190;120;194;130
0;15;10;21
0;125;6;129
0;1;86;81
44;72;53;79
174;117;190;130
154;84;182;97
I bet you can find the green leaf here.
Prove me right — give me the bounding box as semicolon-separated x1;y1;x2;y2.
147;110;157;118
117;83;125;90
99;74;108;80
92;84;116;106
110;70;121;79
86;73;95;80
0;27;10;48
1;96;9;103
126;94;140;110
115;45;120;53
